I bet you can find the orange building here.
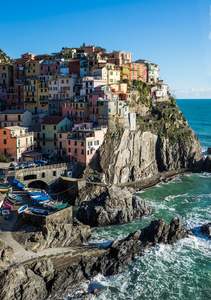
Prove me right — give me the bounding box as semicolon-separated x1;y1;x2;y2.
122;63;147;82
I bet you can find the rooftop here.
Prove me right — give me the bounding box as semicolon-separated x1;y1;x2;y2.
42;116;65;125
0;110;26;114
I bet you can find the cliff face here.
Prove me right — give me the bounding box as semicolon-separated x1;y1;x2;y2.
95;126;203;185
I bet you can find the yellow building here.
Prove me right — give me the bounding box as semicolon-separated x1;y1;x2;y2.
41;116;72;155
120;65;130;80
25;60;42;77
24;76;49;113
106;63;121;85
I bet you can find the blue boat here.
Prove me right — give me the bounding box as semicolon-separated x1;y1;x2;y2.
38;199;50;205
17;183;26;190
29;192;46;197
31;194;50;205
18;205;28;214
31;207;49;216
0;175;6;177
13;179;20;185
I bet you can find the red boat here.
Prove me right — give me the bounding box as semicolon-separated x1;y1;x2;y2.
2;201;13;210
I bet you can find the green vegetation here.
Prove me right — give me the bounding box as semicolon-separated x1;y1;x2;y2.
0;49;13;65
0;153;10;163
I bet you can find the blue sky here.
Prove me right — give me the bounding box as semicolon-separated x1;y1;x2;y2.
1;0;211;98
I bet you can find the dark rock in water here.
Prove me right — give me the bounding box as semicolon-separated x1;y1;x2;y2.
207;147;211;155
77;185;152;227
93;218;193;276
203;156;211;172
0;218;193;300
200;223;211;239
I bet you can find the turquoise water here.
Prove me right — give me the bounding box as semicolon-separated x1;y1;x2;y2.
90;100;211;300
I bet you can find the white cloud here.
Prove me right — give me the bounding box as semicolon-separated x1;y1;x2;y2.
173;88;211;99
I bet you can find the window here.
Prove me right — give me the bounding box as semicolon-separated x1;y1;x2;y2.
74;149;77;154
81;149;84;154
53;171;56;176
3;139;6;144
59;134;62;138
54;142;56;146
5;115;7;121
68;148;71;153
43;142;45;146
108;108;111;113
68;140;70;145
87;150;89;155
42;125;45;130
81;141;84;146
42;173;45;178
3;131;6;135
26;138;28;145
4;123;6;127
54;126;56;130
74;141;77;146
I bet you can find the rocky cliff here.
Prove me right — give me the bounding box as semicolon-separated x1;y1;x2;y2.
86;105;204;185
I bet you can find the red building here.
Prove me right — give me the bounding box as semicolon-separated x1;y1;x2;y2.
69;60;81;76
13;58;28;83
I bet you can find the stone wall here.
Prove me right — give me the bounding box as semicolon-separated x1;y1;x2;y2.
59;177;86;205
20;206;72;227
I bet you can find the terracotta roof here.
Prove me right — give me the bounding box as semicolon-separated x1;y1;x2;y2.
0;63;8;66
26;60;42;63
13;58;28;64
42;116;65;125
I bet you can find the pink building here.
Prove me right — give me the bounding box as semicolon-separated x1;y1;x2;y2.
0;126;34;163
108;51;132;66
0;110;32;128
40;60;60;76
49;76;74;115
66;124;107;165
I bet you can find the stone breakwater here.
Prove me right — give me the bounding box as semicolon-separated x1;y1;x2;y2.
0;218;193;300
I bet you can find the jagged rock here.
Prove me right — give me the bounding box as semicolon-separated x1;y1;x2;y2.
93;218;193;276
0;237;15;274
30;218;92;249
203;156;211;172
200;223;211;239
0;266;48;300
77;185;152;226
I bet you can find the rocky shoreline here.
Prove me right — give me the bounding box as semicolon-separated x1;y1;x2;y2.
0;218;193;300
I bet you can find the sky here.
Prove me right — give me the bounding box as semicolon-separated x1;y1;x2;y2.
1;0;211;99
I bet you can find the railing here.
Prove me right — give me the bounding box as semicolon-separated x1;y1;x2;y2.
16;163;70;176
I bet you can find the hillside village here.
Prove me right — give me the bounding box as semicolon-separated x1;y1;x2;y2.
0;45;170;168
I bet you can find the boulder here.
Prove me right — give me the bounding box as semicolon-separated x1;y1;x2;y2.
203;156;211;172
200;223;211;239
77;185;152;227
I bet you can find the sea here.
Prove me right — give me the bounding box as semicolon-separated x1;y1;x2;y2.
87;99;211;300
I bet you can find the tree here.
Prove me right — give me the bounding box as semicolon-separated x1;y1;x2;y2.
0;153;10;163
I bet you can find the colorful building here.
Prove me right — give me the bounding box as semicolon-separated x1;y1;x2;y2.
66;123;107;165
106;64;121;84
122;63;147;82
0;110;32;128
41;116;72;155
25;60;42;77
108;51;132;66
40;60;60;76
0;126;34;163
0;63;13;88
48;76;74;115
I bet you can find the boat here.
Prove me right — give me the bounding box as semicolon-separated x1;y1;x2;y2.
53;203;68;210
18;205;28;214
1;209;11;220
38;199;50;205
0;183;10;188
31;194;50;205
0;175;6;178
17;183;26;190
6;197;22;205
2;201;13;210
25;188;42;193
30;207;49;216
0;200;3;208
0;187;12;193
8;193;22;202
13;179;20;185
29;192;46;197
